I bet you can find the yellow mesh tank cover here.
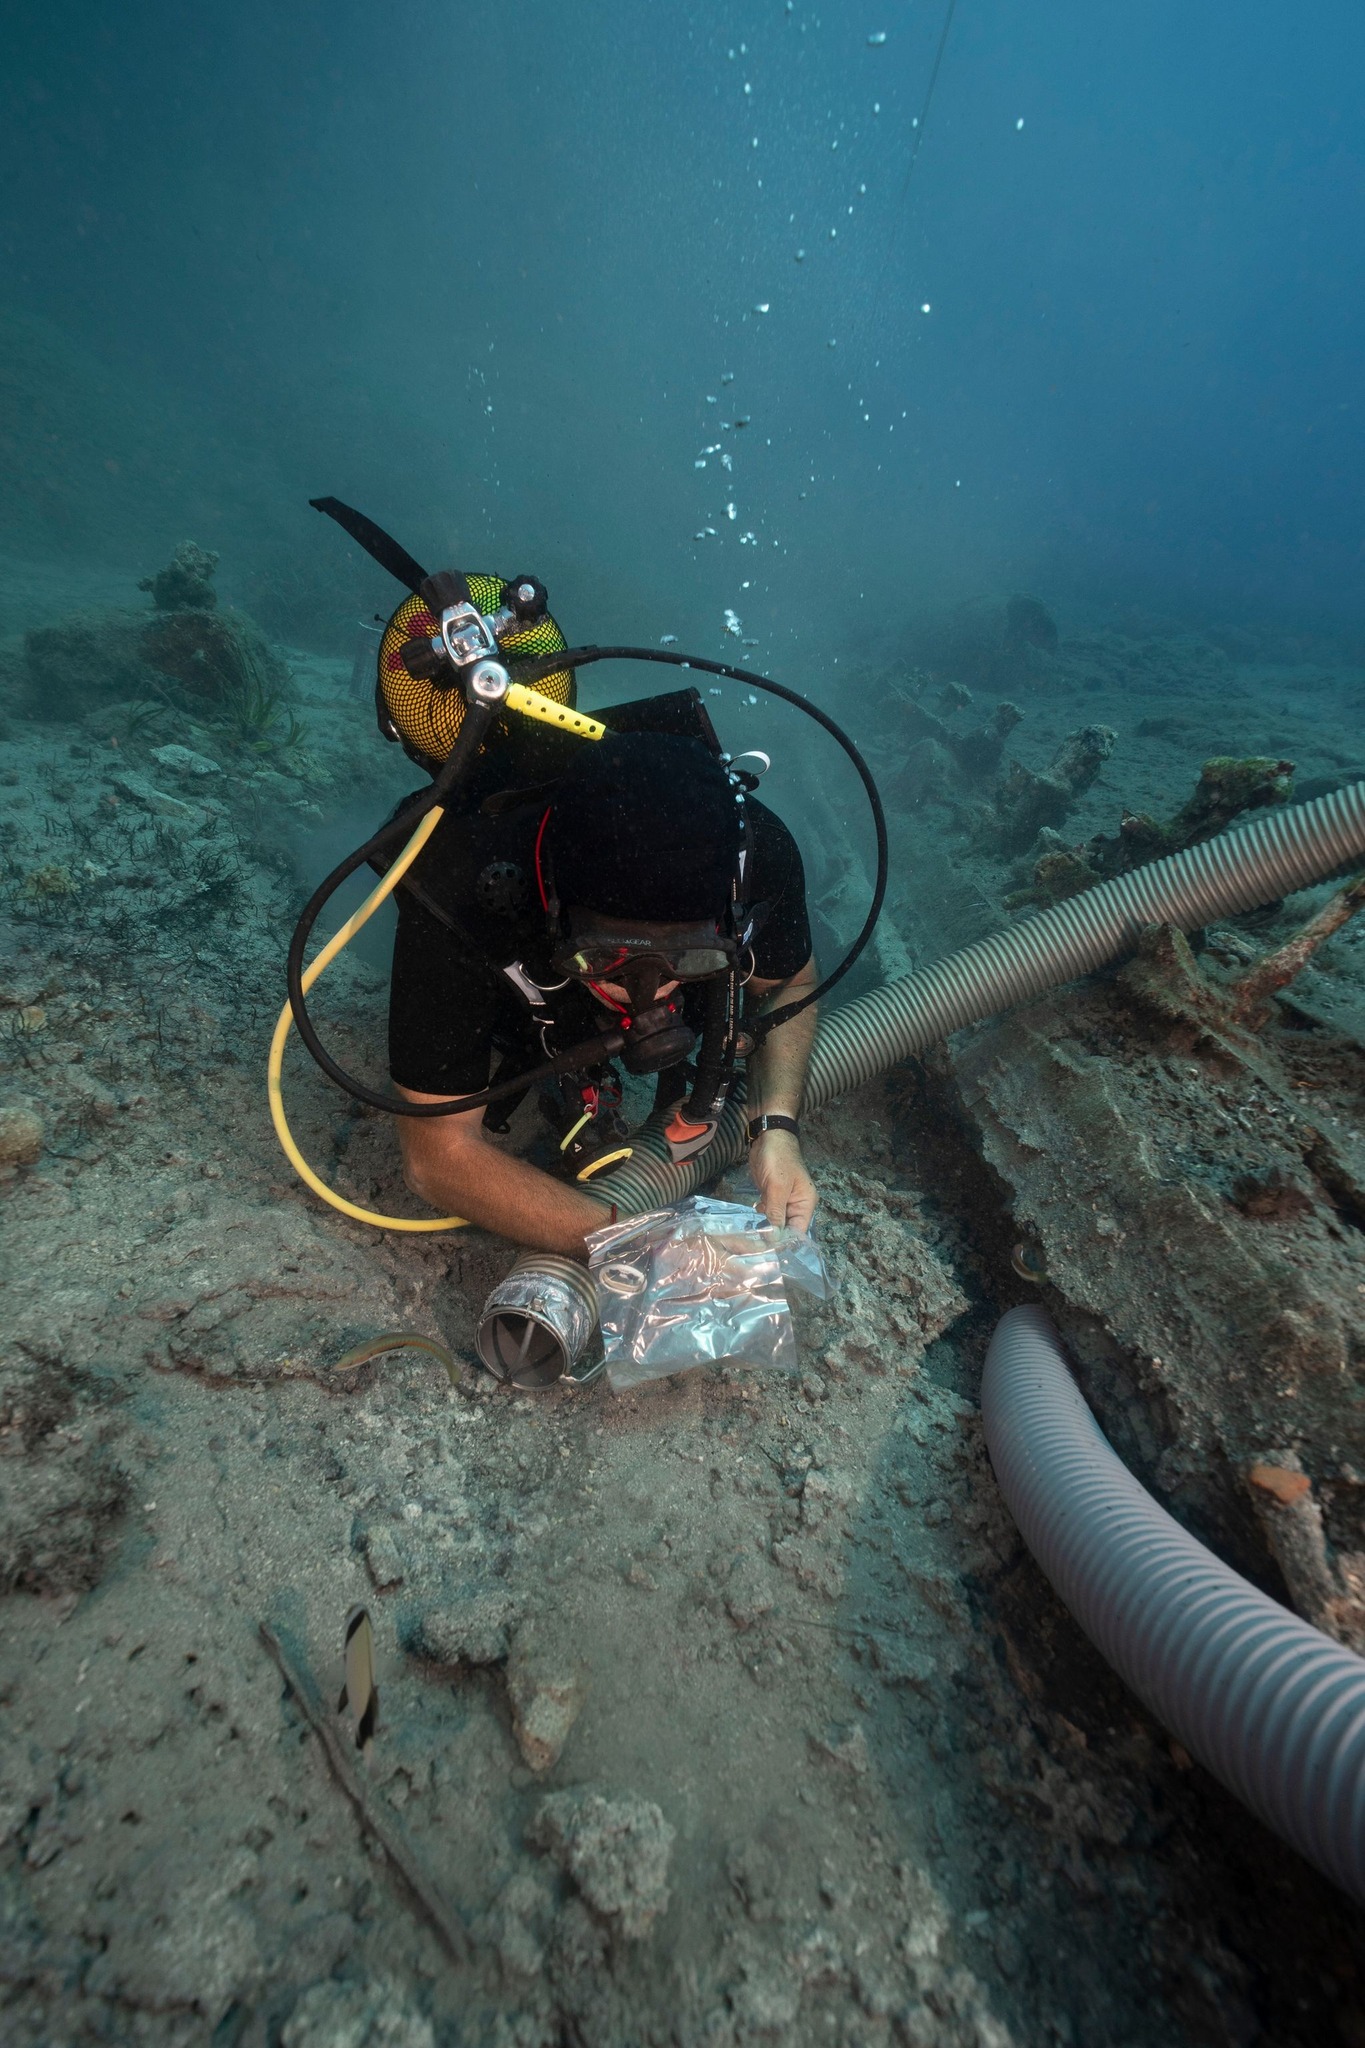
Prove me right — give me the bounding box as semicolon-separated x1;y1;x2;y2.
377;579;573;762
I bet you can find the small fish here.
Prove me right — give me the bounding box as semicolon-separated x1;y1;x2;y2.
331;1330;462;1386
724;609;743;637
338;1605;378;1751
868;30;887;45
660;634;678;645
721;370;735;384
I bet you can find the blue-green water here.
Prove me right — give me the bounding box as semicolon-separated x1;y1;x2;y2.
3;9;1365;2048
3;1;1362;651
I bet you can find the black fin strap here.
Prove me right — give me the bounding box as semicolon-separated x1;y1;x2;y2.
309;497;430;596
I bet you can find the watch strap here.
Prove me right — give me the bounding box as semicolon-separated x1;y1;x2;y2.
747;1113;800;1143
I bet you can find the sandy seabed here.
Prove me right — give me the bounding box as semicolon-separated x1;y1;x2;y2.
3;571;1365;2046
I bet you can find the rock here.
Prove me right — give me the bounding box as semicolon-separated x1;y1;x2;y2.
151;742;223;778
772;1533;844;1601
1246;1456;1365;1651
140;604;292;717
139;541;219;613
1006;846;1102;911
1247;1462;1313;1506
281;1975;435;2048
1018;754;1298;904
724;1574;775;1631
1004;592;1059;654
949;700;1023;781
810;1722;870;1775
108;770;198;820
23;612;148;718
356;1521;405;1592
798;1466;854;1532
986;725;1116;854
891;735;956;809
0;1354;130;1596
403;1585;519;1668
527;1789;674;1938
479;1870;553;1981
870;1638;938;1694
84;1848;264;2026
1167;754;1293;844
0;1103;43;1167
505;1637;589;1772
730;1965;802;2033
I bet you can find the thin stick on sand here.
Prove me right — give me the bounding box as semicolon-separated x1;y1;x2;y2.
258;1621;470;1966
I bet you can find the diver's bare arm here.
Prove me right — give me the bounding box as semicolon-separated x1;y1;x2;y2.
748;953;819;1118
395;1088;611;1257
745;954;820;1232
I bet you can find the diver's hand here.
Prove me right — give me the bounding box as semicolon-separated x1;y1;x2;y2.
749;1130;818;1235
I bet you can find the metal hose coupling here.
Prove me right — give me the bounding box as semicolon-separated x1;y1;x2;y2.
982;1305;1365;1904
480;778;1365;1379
476;1255;601;1389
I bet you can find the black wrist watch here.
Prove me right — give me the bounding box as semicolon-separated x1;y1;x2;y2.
747;1113;800;1143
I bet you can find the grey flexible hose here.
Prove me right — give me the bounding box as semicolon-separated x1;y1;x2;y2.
982;1305;1365;1903
479;779;1365;1375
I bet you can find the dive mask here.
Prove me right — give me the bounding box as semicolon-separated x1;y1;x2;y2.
551;913;736;987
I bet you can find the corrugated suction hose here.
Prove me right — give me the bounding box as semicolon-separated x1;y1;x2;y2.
982;1305;1365;1903
478;779;1365;1377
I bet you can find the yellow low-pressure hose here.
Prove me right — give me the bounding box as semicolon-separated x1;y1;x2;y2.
267;805;469;1231
268;679;608;1232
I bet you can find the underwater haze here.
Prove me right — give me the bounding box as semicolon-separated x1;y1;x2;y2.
5;6;1365;2048
3;0;1364;646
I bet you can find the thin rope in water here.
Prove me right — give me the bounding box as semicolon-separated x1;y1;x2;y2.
871;0;960;335
895;0;959;218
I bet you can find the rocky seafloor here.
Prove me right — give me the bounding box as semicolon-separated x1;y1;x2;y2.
2;563;1364;2046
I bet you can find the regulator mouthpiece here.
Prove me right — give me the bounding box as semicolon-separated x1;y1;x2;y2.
620;1001;697;1076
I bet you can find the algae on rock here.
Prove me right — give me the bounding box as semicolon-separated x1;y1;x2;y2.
1007;754;1297;909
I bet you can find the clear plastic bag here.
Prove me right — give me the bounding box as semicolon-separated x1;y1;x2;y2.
586;1196;829;1391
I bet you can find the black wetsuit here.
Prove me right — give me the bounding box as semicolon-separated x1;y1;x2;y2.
387;795;811;1098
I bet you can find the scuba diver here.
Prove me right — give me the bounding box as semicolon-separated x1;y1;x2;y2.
387;721;820;1254
275;501;886;1272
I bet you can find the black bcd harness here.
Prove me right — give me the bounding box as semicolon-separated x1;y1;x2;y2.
290;499;887;1165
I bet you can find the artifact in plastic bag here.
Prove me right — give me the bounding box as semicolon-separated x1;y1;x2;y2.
586;1196;828;1391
